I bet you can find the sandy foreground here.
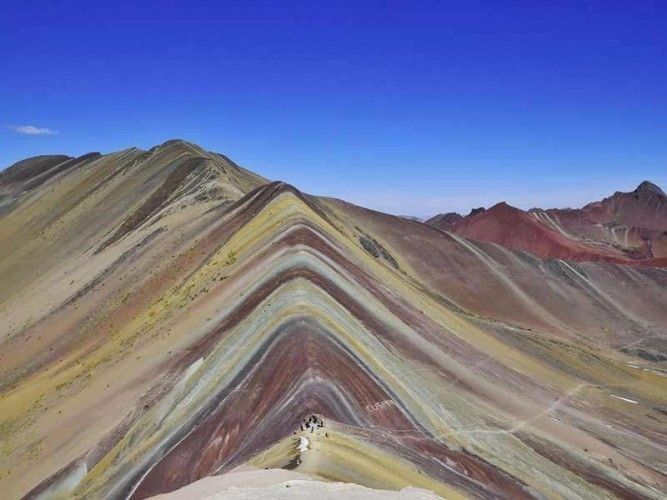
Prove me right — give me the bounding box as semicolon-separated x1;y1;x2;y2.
148;467;441;499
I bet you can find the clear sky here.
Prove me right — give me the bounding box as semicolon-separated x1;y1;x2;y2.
1;0;666;216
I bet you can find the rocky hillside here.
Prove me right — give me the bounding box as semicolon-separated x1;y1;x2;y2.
427;182;667;266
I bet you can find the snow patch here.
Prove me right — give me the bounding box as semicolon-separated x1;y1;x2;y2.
298;436;309;453
610;395;638;404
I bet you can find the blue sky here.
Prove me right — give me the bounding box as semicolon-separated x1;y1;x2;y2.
1;1;666;215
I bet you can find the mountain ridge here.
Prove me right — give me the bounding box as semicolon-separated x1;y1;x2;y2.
427;180;667;266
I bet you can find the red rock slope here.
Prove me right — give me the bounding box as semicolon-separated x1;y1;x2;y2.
427;182;667;266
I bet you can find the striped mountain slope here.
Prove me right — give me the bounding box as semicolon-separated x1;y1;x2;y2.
0;142;665;499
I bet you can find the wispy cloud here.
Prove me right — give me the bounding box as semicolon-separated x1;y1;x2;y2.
9;124;58;136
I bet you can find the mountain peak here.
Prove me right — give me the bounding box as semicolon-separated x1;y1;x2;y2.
486;201;522;215
635;180;665;197
160;138;197;147
149;138;206;156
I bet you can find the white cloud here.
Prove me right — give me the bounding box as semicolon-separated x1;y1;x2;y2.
9;124;58;136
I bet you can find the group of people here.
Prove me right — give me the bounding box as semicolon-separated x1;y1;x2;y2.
300;414;324;433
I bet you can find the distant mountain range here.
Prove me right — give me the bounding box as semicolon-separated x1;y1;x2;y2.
0;140;665;499
427;181;667;266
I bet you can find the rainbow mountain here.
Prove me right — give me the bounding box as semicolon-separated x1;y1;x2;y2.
0;140;665;499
